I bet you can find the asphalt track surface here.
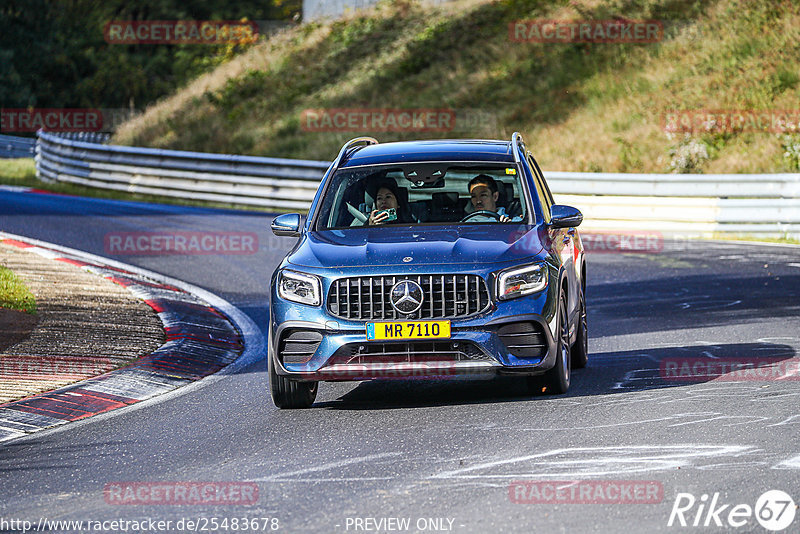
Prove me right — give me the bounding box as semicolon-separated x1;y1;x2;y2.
0;190;798;533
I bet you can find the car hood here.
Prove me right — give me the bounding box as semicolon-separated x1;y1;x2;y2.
287;225;544;269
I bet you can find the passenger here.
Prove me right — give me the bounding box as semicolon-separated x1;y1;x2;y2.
367;179;412;225
467;174;521;222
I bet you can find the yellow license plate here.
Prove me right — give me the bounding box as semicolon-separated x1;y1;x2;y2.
366;320;451;340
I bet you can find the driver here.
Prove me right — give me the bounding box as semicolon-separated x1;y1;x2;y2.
467;174;520;222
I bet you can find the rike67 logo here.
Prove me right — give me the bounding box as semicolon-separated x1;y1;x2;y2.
668;490;796;531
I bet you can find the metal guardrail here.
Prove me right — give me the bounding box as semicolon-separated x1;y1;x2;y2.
546;171;800;198
2;133;110;159
36;131;329;210
548;171;800;237
50;132;111;144
34;131;800;237
0;134;36;159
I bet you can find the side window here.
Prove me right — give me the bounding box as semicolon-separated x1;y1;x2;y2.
528;154;551;223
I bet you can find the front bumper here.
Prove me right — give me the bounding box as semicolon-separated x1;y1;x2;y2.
269;286;560;382
268;308;556;381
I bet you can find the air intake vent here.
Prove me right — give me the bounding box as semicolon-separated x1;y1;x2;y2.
497;322;547;359
279;330;323;364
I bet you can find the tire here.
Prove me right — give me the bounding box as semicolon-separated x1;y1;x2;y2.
269;354;318;409
571;289;588;369
541;291;571;394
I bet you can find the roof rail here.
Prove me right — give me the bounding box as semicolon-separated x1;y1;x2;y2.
330;137;379;174
510;132;525;165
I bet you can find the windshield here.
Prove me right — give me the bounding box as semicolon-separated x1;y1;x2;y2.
314;163;529;230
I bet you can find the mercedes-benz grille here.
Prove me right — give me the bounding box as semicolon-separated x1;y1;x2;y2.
328;274;491;320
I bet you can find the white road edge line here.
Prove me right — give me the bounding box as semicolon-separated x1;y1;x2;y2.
0;231;266;444
697;238;800;250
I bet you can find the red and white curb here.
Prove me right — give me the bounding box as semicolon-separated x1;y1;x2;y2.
0;232;263;443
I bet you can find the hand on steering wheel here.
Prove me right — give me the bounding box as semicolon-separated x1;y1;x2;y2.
460;210;502;222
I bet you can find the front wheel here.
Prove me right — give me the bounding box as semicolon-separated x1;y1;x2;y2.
542;291;571;394
269;355;318;409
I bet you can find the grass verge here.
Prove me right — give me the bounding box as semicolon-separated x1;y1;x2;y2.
0;265;37;314
710;234;800;246
112;0;800;174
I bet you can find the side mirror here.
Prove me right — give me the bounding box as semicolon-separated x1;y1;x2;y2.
550;205;583;228
271;213;302;237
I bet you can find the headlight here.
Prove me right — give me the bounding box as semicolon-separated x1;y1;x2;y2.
496;263;548;300
278;270;321;306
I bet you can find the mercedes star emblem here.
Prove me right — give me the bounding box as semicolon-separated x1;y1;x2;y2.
390;280;424;314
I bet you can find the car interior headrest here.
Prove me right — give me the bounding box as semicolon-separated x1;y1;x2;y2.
431;192;462;222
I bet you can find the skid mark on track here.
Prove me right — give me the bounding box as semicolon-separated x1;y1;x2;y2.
753;392;800;402
581;392;666;407
768;415;800;427
676;299;742;310
608;338;800;391
611;367;661;390
667;414;771;427
479;412;763;432
253;452;402;482
773;455;800;469
654;384;799;403
696;461;772;471
429;445;755;480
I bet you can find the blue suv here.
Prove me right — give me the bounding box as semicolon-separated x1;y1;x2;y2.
268;133;586;408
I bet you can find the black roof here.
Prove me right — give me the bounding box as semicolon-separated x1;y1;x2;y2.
340;140;515;168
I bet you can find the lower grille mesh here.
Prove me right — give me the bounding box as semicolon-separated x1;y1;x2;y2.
329;341;490;365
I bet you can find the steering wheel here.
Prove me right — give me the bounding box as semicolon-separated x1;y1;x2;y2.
346;202;368;223
460;210;501;222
